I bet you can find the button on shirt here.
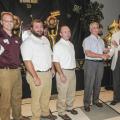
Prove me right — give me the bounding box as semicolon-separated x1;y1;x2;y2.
82;34;105;60
53;38;76;69
21;34;52;71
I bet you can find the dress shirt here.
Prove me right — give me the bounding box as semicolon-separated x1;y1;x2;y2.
53;38;76;69
82;34;105;60
21;34;52;71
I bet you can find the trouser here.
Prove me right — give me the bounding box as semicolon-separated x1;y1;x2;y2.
113;55;120;101
26;71;52;120
0;69;22;120
83;60;104;107
56;69;76;115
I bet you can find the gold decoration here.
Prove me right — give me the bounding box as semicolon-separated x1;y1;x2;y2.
46;16;57;29
103;20;120;47
13;15;22;37
13;15;21;29
45;11;60;47
50;11;60;17
108;20;119;33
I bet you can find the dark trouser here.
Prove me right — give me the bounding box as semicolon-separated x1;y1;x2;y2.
83;60;104;107
113;55;120;102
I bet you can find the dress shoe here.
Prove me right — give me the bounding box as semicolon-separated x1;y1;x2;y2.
58;114;71;120
110;100;118;105
93;102;103;107
66;109;78;115
84;106;90;112
41;114;57;120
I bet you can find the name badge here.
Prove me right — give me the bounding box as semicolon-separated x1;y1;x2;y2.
15;40;18;44
3;39;9;44
0;45;5;55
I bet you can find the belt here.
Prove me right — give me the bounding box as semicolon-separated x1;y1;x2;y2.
118;51;120;56
62;68;75;70
36;69;51;72
0;66;19;69
86;59;103;62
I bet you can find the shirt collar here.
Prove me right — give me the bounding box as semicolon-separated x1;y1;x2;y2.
90;34;101;40
60;38;70;44
31;34;43;41
0;28;13;39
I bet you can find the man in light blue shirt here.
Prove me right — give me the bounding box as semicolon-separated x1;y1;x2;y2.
82;22;109;112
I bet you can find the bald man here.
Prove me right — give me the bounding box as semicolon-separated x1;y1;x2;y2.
53;25;78;120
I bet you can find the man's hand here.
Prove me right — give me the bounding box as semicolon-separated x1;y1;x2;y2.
101;54;110;60
60;74;67;83
51;68;55;78
33;77;41;86
112;40;119;48
23;60;41;86
103;48;110;54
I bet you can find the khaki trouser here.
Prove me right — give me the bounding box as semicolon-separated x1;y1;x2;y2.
56;69;76;115
0;69;22;120
27;71;52;120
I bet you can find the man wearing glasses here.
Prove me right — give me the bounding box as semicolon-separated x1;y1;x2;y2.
0;12;29;120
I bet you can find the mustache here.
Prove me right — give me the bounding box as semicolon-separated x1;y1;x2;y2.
31;30;43;37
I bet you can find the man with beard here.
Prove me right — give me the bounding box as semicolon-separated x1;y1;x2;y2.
21;19;56;120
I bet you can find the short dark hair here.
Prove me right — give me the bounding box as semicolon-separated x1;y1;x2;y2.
59;25;70;33
31;19;43;28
